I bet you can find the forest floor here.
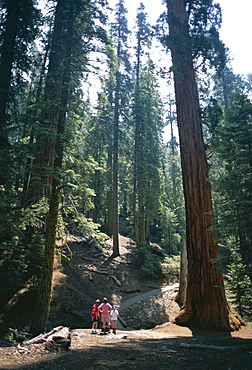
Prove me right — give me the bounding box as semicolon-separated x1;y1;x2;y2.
1;234;252;369
0;324;252;369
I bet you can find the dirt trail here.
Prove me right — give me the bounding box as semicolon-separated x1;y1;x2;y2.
117;283;179;329
119;283;179;312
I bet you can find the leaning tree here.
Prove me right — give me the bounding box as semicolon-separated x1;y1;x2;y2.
165;0;243;330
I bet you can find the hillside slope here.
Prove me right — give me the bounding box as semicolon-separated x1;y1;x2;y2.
48;235;179;330
0;235;179;337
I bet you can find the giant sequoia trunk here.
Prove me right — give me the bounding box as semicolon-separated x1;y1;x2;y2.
166;0;243;331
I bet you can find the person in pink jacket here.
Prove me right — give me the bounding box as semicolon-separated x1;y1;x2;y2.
98;297;112;333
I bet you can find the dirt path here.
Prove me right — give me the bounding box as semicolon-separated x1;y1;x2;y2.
119;283;180;312
117;283;179;329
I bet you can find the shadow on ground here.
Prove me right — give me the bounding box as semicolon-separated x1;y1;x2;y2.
2;333;252;370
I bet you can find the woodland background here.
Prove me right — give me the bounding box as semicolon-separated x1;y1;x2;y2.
0;0;252;338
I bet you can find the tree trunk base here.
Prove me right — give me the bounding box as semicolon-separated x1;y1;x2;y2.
174;305;245;332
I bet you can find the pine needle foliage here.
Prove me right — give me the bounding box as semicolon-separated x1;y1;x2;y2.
226;247;252;319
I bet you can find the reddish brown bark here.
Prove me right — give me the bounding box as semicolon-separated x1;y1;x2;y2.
166;0;243;331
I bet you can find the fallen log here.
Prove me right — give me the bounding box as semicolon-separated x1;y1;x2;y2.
23;333;45;345
10;326;71;352
118;315;127;328
21;326;71;351
45;327;71;351
23;326;64;345
80;265;122;286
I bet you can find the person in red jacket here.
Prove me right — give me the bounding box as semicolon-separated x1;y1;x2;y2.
91;299;100;334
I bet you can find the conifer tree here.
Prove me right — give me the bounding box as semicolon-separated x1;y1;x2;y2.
30;0;107;335
0;0;40;185
227;247;252;318
165;0;243;330
103;44;117;236
109;0;131;256
210;92;252;276
133;3;156;246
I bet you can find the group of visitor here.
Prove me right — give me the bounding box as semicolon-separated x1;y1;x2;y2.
91;297;119;335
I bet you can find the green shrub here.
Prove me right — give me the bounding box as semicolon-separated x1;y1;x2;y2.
138;244;180;279
160;255;180;278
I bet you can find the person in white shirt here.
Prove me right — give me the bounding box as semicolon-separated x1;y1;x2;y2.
110;305;119;334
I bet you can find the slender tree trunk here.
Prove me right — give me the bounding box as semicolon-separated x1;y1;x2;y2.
112;67;120;257
111;21;125;257
176;236;187;307
134;34;146;246
93;168;101;223
166;0;243;331
138;200;146;243
169;100;177;202
107;144;113;236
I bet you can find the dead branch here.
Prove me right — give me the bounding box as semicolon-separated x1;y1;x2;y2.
121;272;125;281
9;328;29;344
94;253;103;258
109;275;121;286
